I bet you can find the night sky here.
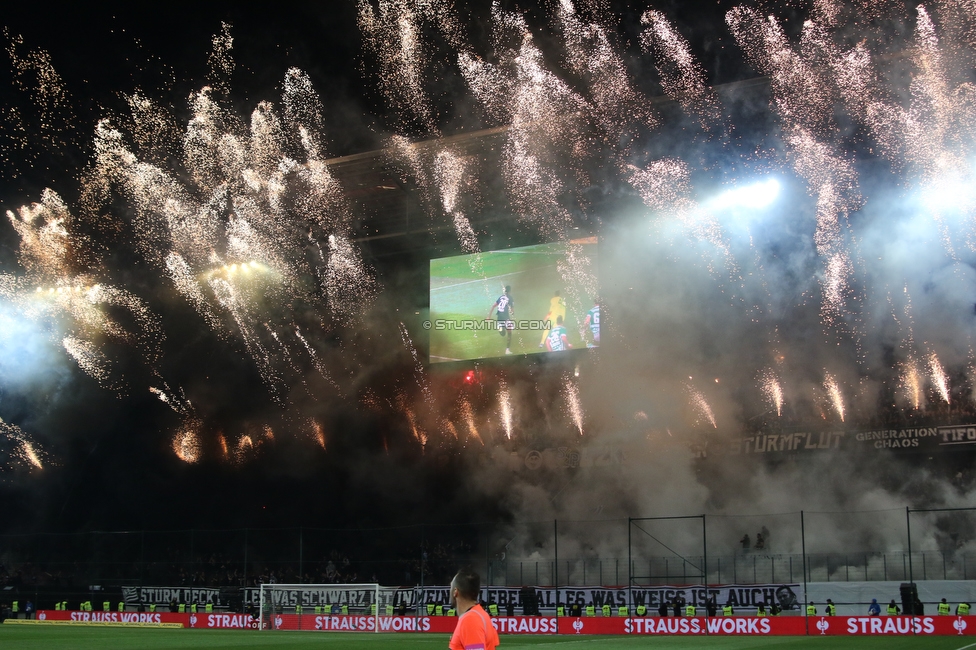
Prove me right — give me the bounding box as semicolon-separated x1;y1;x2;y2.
2;0;972;557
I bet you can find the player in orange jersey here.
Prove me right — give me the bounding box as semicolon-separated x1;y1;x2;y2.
449;568;499;650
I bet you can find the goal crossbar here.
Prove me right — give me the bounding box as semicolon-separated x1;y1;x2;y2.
259;583;398;631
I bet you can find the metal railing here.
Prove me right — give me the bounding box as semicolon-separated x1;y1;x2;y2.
0;507;972;591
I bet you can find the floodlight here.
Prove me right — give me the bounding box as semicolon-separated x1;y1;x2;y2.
711;178;781;210
921;177;976;213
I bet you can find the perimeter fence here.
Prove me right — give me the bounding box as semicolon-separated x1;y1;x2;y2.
0;506;973;604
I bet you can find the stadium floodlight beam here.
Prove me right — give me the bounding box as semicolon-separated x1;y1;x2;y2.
921;175;976;213
201;260;267;279
710;178;781;210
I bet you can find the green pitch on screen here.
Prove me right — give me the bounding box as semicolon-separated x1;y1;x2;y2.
429;240;599;363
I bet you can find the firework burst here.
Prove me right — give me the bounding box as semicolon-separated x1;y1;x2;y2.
929;352;951;404
563;376;584;435
823;372;846;422
172;421;202;464
686;383;718;429
759;368;784;417
498;380;514;439
1;417;46;470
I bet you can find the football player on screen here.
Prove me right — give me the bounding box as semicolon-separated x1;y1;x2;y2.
545;315;572;352
583;298;600;348
488;285;515;355
538;290;565;348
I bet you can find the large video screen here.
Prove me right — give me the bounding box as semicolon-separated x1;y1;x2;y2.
429;240;599;363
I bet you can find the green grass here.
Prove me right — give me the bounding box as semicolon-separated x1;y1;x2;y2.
2;627;976;650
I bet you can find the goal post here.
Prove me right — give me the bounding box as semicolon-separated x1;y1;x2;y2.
259;583;406;631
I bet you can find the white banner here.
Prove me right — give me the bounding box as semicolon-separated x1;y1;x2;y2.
417;583;804;612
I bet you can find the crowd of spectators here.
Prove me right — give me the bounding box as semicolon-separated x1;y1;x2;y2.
0;539;477;589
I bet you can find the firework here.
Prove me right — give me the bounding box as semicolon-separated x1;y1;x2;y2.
81;34;378;399
399;321;432;403
461;399;483;445
406;407;427;448
309;419;327;450
4;189;165;391
444;419;459;440
2;29;76;166
824;372;846;422
627;160;737;277
760;369;784;417
563;377;585;435
686;383;718;429
149;384;193;416
172;422;202;464
901;361;925;409
433;149;480;254
555;0;657;138
727;8;862;327
640;10;720;128
498;381;514;439
0;417;46;470
929;352;951;403
5;1;976;471
234;434;255;464
294;326;339;389
206;22;234;99
358;0;463;135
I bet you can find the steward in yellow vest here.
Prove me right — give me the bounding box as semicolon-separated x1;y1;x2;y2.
426;603;435;615
102;601;110;612
585;604;595;616
618;606;628;617
757;603;767;617
295;604;303;614
636;604;647;616
826;601;836;616
205;602;213;613
723;604;734;616
806;603;816;616
685;604;696;616
556;605;564;616
149;604;156;612
118;602;125;612
958;603;971;616
939;599;951;615
435;604;444;616
601;604;611;617
385;604;394;615
488;602;499;616
341;604;349;615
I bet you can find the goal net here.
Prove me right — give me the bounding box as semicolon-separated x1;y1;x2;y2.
257;583;403;631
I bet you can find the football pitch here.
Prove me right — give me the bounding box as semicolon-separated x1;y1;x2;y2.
3;627;976;650
429;242;598;362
